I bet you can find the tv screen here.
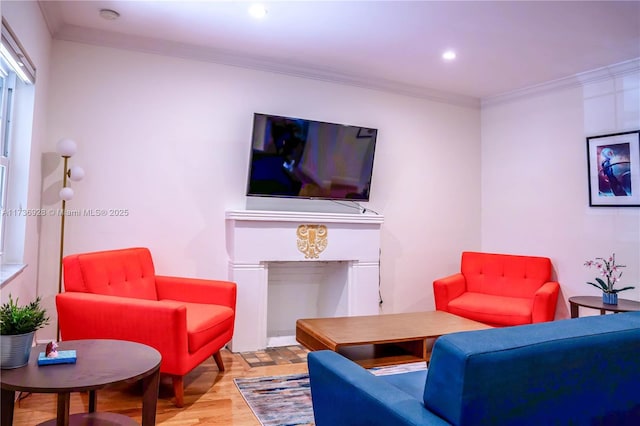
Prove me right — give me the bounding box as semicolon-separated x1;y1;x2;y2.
246;113;377;201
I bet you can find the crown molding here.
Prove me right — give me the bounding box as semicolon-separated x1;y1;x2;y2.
51;23;480;109
37;1;63;37
482;58;640;107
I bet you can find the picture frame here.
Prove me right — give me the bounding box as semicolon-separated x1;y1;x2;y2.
586;130;640;207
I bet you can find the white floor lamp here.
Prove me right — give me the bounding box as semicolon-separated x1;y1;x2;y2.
55;138;84;340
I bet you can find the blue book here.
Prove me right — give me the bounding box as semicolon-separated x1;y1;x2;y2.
37;350;77;366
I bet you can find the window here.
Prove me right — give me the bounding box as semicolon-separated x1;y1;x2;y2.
0;54;16;255
0;17;35;278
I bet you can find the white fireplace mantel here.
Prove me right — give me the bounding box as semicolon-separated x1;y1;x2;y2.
226;209;385;224
225;209;384;352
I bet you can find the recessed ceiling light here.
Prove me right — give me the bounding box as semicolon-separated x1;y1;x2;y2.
99;9;120;21
249;4;268;19
442;50;457;61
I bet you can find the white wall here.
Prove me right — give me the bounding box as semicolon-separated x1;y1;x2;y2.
481;70;640;319
37;40;481;340
0;3;52;317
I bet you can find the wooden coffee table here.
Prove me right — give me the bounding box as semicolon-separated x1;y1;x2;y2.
296;311;491;368
1;339;161;426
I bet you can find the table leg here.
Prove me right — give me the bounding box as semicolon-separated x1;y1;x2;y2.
88;390;97;412
570;302;579;318
56;393;70;426
1;389;15;426
141;366;160;426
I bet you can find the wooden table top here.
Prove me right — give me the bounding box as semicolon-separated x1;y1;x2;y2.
569;296;640;313
296;311;491;350
0;339;161;393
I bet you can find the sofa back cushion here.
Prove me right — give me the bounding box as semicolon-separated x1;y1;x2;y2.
63;247;158;300
423;312;640;426
461;251;551;298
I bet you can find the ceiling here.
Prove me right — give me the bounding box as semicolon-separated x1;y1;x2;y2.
37;1;640;105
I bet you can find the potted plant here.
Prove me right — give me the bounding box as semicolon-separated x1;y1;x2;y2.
584;253;635;305
0;294;49;369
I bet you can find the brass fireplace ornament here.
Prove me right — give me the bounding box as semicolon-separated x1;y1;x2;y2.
296;225;328;259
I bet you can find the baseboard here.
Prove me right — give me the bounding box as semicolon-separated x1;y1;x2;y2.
267;335;298;347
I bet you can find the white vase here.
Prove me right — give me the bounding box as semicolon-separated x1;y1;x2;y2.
0;331;34;369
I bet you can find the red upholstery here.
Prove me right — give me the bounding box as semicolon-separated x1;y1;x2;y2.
433;252;559;326
56;247;236;407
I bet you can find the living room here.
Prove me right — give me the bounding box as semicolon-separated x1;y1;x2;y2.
1;0;639;423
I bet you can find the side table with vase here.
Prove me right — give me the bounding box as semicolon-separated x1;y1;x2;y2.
568;295;640;318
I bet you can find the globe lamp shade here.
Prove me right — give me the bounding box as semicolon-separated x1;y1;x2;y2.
56;138;77;157
59;187;74;201
68;165;85;181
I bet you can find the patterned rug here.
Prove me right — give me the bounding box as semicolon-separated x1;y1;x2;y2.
234;361;427;426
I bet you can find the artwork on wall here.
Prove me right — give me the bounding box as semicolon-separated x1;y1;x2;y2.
586;130;640;207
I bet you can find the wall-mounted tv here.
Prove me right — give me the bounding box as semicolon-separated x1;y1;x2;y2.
246;113;378;201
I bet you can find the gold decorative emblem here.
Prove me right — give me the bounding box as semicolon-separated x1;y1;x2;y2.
296;224;328;259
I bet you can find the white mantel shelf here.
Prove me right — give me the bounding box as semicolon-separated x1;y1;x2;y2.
225;209;384;352
225;209;384;224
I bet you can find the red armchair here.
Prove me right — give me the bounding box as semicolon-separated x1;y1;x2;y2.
56;247;236;407
433;251;559;326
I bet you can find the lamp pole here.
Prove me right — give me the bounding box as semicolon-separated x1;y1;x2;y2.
58;155;69;297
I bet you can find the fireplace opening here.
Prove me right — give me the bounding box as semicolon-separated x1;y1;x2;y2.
266;260;349;347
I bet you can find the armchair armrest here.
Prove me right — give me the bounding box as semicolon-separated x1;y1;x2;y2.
56;292;188;361
308;351;449;426
531;281;560;323
433;273;466;311
155;276;236;308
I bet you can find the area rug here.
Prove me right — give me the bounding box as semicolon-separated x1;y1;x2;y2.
234;361;427;426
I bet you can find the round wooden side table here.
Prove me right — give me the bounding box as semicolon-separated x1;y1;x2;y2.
0;339;161;426
568;295;640;318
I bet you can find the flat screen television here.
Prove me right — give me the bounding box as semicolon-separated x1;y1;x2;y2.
246;113;378;201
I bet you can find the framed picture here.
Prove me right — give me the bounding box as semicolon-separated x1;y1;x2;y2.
586;130;640;207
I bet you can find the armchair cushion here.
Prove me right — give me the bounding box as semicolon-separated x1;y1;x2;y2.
447;293;532;325
184;302;234;353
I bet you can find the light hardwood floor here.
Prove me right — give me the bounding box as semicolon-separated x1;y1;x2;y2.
10;349;308;425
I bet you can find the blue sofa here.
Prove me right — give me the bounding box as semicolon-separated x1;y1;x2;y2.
308;311;640;425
